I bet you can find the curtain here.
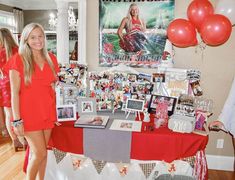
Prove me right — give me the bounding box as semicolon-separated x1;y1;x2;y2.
13;8;24;42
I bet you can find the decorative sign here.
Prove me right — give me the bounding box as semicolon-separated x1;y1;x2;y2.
126;99;145;112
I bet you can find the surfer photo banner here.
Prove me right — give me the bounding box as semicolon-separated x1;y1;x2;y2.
99;0;175;68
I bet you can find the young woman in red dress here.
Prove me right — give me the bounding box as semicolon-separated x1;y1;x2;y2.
9;23;59;180
0;28;23;150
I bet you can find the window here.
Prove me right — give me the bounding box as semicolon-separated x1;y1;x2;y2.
0;10;14;31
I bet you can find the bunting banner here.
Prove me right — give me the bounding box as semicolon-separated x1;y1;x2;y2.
139;162;156;179
99;0;175;68
92;160;107;174
181;155;196;169
70;154;87;170
115;162;130;177
52;148;67;164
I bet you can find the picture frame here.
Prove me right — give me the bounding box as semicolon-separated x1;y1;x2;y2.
63;85;78;99
148;95;177;116
125;99;145;112
64;98;78;112
56;104;76;122
110;119;142;132
77;98;97;116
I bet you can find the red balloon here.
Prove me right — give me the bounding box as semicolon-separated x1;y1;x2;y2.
167;19;198;48
187;0;214;31
200;14;232;46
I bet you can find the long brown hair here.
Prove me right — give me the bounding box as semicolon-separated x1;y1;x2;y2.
0;28;18;61
19;23;56;84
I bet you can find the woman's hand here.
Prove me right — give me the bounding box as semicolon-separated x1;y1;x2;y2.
13;122;24;136
55;121;62;126
208;120;224;131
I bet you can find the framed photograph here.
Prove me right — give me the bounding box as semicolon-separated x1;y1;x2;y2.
190;80;203;96
126;99;145;112
148;95;177;116
63;86;78;99
77;98;97;116
109;119;142;132
64;98;78;112
56;104;76;122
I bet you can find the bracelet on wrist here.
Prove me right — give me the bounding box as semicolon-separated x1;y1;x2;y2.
12;119;23;127
13;119;22;122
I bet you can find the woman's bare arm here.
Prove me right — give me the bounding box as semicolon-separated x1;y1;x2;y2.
117;17;128;41
9;70;21;120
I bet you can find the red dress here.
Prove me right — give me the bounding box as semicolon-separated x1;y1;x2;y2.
9;53;60;132
0;47;18;107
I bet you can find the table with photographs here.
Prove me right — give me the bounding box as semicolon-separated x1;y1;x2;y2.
45;116;208;180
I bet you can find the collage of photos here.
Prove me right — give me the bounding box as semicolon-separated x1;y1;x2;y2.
89;71;154;112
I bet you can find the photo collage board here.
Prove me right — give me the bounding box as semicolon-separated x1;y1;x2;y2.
56;63;88;112
88;68;197;113
89;71;153;111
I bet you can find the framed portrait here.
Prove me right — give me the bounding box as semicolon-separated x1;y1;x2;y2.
56;104;76;122
126;99;145;112
77;98;97;116
148;95;177;116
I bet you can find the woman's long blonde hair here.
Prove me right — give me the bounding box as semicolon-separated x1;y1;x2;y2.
0;28;18;61
126;3;144;32
19;23;56;85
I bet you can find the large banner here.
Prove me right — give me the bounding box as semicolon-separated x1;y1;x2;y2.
99;0;175;68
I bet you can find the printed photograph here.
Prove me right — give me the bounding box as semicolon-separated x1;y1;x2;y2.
99;0;175;68
81;101;94;113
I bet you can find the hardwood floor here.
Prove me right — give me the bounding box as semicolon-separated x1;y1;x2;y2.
0;136;25;180
0;135;234;180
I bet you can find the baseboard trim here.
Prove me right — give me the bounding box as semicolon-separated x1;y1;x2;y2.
206;154;234;171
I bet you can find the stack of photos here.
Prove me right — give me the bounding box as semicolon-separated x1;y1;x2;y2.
89;71;153;111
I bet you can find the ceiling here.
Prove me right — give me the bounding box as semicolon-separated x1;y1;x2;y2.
0;0;78;10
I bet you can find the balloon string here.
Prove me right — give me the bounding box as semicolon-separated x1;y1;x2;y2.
195;41;206;63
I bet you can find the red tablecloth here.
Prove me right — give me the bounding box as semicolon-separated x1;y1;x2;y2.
131;123;208;162
48;121;84;154
48;120;208;163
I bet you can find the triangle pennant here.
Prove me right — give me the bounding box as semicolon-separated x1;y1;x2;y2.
139;163;156;179
115;162;130;177
181;155;196;168
52;148;67;164
70;154;87;170
92;160;106;174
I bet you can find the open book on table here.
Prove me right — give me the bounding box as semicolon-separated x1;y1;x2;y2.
74;115;109;129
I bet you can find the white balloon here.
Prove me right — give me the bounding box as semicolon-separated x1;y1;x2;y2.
215;0;235;25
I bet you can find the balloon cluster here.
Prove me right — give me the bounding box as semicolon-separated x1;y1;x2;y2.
167;0;234;47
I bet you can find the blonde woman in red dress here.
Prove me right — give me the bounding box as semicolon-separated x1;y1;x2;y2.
117;3;147;53
0;28;24;150
9;23;59;180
